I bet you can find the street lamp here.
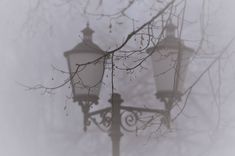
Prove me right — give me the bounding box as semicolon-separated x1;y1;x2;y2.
64;22;106;105
147;19;194;128
64;22;106;131
64;20;194;156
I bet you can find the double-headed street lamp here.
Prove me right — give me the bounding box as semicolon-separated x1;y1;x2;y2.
64;21;194;156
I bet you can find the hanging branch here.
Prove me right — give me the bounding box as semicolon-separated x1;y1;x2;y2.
26;0;176;91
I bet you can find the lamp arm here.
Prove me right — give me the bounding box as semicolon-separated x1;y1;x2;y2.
121;106;165;115
88;107;111;116
81;103;170;134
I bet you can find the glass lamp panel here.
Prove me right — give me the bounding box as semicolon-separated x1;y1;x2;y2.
66;51;105;102
177;49;193;93
152;48;178;93
151;48;192;94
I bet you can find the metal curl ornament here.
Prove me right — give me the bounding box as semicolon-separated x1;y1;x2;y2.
90;109;112;133
100;110;112;128
120;110;140;132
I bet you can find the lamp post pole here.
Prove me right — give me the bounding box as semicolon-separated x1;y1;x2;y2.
109;94;123;156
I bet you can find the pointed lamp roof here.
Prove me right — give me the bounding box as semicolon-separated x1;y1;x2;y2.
165;18;177;38
64;22;104;56
81;22;94;37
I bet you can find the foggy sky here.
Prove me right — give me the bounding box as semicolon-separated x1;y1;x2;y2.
1;0;235;156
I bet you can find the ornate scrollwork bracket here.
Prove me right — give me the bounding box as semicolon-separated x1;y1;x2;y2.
120;106;166;133
156;91;182;128
79;93;169;134
78;101;93;132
